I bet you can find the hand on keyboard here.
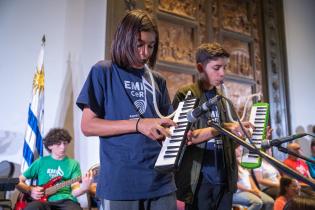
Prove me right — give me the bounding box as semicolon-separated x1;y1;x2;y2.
137;118;177;141
223;122;254;138
186;127;220;145
266;126;273;139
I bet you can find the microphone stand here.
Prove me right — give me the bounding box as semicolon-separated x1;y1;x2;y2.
277;145;315;164
207;121;315;190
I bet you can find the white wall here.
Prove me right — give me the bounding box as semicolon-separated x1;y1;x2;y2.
283;0;315;156
0;0;106;173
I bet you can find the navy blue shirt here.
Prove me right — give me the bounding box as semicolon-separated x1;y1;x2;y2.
201;89;226;184
76;61;176;200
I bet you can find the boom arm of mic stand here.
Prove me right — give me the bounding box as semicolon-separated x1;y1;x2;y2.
208;121;315;190
277;146;315;165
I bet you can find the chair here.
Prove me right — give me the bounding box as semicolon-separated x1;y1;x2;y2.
0;160;15;210
87;163;100;210
232;204;248;210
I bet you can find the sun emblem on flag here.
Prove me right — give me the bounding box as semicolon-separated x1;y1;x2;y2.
33;68;45;91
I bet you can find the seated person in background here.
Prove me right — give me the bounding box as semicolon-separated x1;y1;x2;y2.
283;142;315;197
254;127;281;200
283;195;315;210
254;155;281;200
233;145;274;210
283;143;312;179
88;174;100;208
273;177;300;210
16;128;93;210
306;139;315;179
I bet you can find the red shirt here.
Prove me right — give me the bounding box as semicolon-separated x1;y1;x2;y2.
274;196;287;210
284;158;310;177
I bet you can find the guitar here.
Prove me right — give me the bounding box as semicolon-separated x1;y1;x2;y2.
14;175;81;210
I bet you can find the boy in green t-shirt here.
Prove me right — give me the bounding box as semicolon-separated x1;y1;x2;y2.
17;128;93;210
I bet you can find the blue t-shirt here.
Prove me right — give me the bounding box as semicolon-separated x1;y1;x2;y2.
76;61;176;200
201;89;226;184
307;156;315;179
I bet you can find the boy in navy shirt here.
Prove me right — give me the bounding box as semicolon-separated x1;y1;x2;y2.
77;9;177;210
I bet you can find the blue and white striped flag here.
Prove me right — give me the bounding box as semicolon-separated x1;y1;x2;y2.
21;36;45;173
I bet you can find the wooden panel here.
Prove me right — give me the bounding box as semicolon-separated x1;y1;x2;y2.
158;70;194;100
223;80;254;121
222;36;254;79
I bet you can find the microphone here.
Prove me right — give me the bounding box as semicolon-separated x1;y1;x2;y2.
261;133;308;149
187;95;222;123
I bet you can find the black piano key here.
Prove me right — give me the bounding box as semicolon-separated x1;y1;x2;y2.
179;112;188;117
256;107;267;110
178;115;187;120
182;107;193;111
170;139;182;143
183;103;194;107
185;99;196;103
173;128;186;133
164;155;177;158
167;146;180;149
255;126;264;129
170;135;183;139
177;124;187;129
165;150;179;154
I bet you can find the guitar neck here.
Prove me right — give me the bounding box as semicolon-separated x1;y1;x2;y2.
45;176;81;195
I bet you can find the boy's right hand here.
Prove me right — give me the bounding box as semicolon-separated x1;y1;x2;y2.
137;118;177;141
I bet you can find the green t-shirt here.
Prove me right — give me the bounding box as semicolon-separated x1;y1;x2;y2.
23;155;81;202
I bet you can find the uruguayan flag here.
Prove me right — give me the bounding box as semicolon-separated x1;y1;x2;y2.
21;36;45;173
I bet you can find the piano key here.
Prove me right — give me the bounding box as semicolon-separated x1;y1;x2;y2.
167;146;180;149
173;128;187;133
165;150;179;154
164;155;177;158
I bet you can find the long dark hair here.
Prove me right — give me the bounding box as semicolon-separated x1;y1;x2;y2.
111;9;159;69
279;177;293;196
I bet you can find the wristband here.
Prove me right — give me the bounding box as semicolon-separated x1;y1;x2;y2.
136;118;141;132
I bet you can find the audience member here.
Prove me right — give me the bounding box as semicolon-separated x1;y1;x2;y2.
254;158;281;200
273;177;300;210
307;140;315;179
233;145;274;210
283;143;311;179
283;142;315;197
254;128;281;200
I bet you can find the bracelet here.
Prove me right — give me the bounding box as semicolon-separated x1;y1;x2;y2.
136;118;141;132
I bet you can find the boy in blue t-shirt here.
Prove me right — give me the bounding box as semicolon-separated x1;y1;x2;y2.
307;139;315;178
76;9;177;210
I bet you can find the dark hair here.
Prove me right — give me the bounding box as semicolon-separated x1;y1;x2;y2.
43;128;72;152
279;177;293;196
195;42;230;66
111;9;159;69
284;196;315;210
